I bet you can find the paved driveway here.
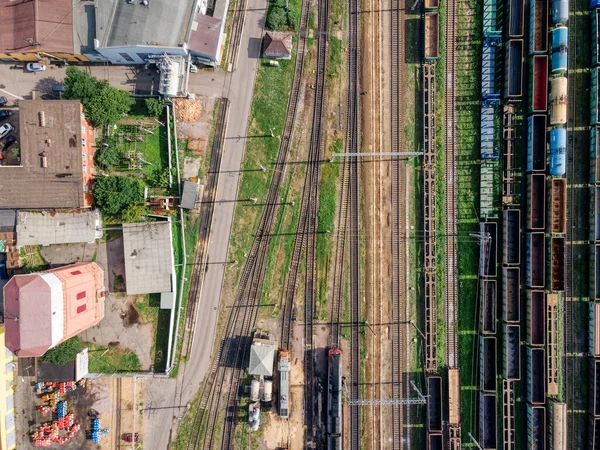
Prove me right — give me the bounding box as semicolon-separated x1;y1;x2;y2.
0;63;224;101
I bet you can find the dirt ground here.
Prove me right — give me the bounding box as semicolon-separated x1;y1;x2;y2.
14;366;139;450
174;95;216;155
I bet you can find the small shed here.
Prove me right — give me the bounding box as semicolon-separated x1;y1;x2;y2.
263;31;293;60
181;179;200;210
249;342;275;377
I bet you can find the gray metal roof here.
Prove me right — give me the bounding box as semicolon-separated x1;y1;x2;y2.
16;210;101;246
122;221;175;296
248;343;275;377
0;210;16;233
180;180;199;210
96;0;196;48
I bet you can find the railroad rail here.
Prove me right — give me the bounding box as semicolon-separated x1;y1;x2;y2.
390;0;406;444
182;97;229;360
444;0;458;372
565;0;579;444
226;0;248;70
444;0;461;445
182;0;312;446
346;0;361;445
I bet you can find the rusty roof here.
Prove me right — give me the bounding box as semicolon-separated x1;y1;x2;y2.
0;100;85;209
0;0;74;53
263;31;293;57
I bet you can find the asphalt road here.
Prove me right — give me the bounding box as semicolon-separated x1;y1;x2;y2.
142;1;268;448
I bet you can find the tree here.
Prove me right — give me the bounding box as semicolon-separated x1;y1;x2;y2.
63;67;105;106
40;337;84;365
93;176;145;216
286;7;299;30
86;86;134;127
95;144;122;170
145;98;163;117
266;6;287;30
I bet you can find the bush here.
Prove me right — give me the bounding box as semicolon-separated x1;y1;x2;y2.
147;167;170;188
95;144;122;170
40;337;84;365
266;6;287;30
145;98;163;117
93;175;145;216
286;8;299;30
122;202;148;223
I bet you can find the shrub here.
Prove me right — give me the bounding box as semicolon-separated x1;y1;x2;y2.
145;98;163;117
266;6;287;30
40;337;84;365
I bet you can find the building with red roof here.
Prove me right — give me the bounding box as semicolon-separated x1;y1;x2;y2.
3;262;105;357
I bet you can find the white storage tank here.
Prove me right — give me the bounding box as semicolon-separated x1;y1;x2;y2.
250;378;260;402
263;380;273;403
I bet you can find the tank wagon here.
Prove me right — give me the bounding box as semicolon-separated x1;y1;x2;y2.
549;127;567;176
553;0;569;23
550;77;568;125
551;27;568;73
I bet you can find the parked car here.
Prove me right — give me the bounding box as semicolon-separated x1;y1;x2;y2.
0;110;11;120
26;62;46;72
0;123;13;139
122;433;139;442
0;135;16;150
0;97;7;107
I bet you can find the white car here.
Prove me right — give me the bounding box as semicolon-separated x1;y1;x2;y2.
26;63;46;72
0;123;13;139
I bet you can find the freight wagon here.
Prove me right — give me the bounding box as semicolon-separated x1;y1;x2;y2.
527;115;547;172
505;40;524;98
503;209;521;265
530;56;549;113
480;280;497;334
509;0;525;36
527;347;546;404
527;404;546;450
503;324;521;380
551;237;565;291
427;376;443;432
594;9;600;66
592;127;600;183
527;232;545;288
551;178;567;234
530;0;549;54
424;13;439;60
526;290;546;346
503;267;521;322
479;393;497;449
593;67;600;125
590;302;600;357
479;336;497;392
548;400;567;450
527;174;546;230
327;349;342;450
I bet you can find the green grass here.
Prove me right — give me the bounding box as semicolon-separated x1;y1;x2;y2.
226;37;298;285
87;343;141;373
328;35;342;80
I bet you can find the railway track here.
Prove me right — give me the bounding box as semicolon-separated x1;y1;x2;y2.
346;0;361;444
181;0;312;446
444;0;458;372
182;98;229;359
390;0;406;444
565;0;579;445
226;0;248;70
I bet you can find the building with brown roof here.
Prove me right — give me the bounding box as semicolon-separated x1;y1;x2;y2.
0;100;96;209
263;31;293;60
3;262;105;357
0;0;89;63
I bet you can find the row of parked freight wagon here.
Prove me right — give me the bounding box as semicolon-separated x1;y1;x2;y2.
476;0;570;447
589;0;600;447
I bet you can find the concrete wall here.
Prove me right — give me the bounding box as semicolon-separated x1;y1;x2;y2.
0;326;16;450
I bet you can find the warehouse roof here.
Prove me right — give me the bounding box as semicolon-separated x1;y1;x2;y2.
17;210;101;246
96;0;196;48
187;13;222;60
180;180;200;210
122;221;175;296
248;342;275;377
0;100;86;209
0;0;74;53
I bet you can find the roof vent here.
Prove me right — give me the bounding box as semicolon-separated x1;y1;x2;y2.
38;111;45;127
